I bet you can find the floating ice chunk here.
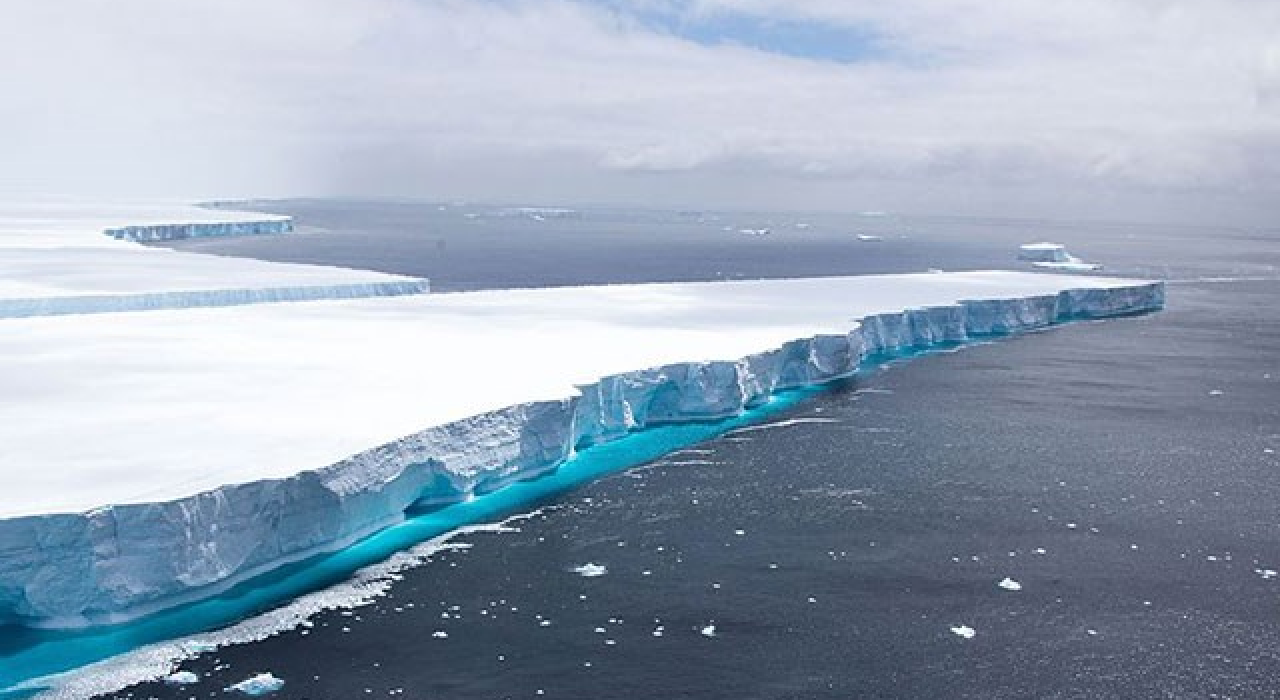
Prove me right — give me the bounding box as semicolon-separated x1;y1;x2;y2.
997;577;1022;592
572;563;608;578
163;671;199;685
701;624;717;637
227;673;285;696
950;625;976;639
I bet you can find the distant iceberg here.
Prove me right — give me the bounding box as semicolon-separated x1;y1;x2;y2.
1017;242;1101;271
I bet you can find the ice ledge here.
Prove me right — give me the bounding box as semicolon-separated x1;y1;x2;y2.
0;280;1163;628
0;280;432;319
1;203;429;316
103;217;293;242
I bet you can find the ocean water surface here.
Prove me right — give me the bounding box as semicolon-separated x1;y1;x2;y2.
25;203;1280;698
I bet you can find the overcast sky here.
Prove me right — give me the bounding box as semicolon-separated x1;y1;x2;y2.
3;0;1277;223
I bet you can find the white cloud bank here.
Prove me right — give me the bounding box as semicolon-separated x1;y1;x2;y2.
1;0;1276;223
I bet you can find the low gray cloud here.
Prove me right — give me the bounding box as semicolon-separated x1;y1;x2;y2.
1;0;1276;224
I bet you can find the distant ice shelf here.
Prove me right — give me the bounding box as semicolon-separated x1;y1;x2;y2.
0;268;1163;629
0;201;430;316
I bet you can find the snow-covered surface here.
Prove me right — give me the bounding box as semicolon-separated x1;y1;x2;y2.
0;201;428;315
0;271;1159;520
0;202;1163;627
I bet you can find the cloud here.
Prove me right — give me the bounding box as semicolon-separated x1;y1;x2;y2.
0;0;1276;222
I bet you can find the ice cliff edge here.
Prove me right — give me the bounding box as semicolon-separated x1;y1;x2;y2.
0;280;1164;628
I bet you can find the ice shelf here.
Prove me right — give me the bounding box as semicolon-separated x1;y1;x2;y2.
0;201;429;317
0;263;1162;627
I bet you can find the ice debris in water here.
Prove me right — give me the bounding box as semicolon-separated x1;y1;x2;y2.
162;671;200;685
950;625;976;639
997;577;1023;592
572;563;608;577
227;673;285;696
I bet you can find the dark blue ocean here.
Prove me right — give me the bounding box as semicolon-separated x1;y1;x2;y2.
106;201;1279;698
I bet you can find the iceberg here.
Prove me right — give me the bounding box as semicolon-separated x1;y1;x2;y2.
0;271;1162;629
0;202;1163;665
1017;242;1102;271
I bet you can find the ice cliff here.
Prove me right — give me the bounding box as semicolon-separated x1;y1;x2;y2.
0;280;432;319
103;218;293;242
0;281;1163;628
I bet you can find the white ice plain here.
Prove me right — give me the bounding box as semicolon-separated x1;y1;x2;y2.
0;200;427;317
0;202;1164;627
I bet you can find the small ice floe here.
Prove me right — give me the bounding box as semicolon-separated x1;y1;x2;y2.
700;623;717;638
950;625;976;639
856;234;883;242
997;577;1023;592
1255;568;1278;580
572;563;608;578
227;673;285;696
163;671;200;685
